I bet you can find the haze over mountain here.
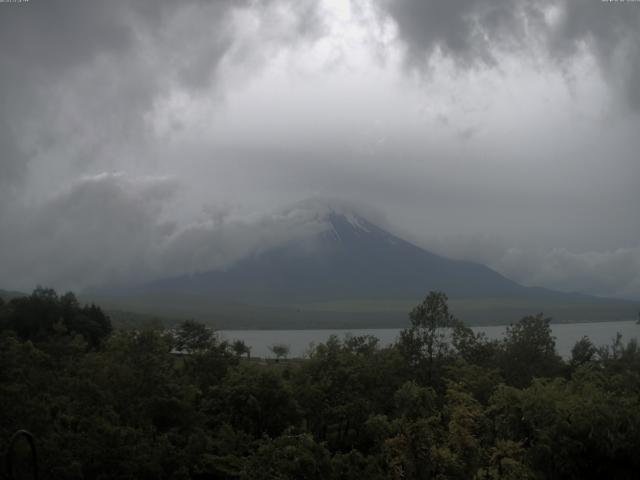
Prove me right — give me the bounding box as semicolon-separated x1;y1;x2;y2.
2;1;640;303
89;199;638;329
135;202;538;301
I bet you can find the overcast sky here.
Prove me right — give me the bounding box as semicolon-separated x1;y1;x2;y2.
1;0;640;299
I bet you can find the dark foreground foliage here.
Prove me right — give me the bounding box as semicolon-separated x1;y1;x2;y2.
1;290;640;479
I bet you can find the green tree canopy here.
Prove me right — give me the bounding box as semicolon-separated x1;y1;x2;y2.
269;343;291;360
1;287;111;348
173;319;217;353
399;291;460;384
499;313;564;387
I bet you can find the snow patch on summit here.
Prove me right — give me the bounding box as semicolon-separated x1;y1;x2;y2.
343;212;371;233
282;197;380;231
270;196;397;247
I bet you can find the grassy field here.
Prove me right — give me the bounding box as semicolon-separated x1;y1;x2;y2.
87;290;640;330
288;297;639;326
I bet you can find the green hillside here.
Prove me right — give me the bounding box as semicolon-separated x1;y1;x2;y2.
84;290;640;330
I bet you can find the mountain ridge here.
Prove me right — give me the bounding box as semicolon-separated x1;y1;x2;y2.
82;201;638;329
132;209;526;301
140;208;607;302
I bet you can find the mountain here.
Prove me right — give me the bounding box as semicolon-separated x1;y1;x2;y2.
87;200;639;328
0;289;27;302
143;211;529;301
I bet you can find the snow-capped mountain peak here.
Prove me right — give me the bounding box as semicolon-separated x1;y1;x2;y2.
280;196;382;240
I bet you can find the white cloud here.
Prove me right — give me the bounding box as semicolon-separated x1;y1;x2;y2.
495;246;640;300
0;0;639;300
0;173;177;290
421;234;640;300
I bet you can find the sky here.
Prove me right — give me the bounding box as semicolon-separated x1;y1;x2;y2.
1;0;640;300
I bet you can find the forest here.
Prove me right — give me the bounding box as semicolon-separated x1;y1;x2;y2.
1;288;640;479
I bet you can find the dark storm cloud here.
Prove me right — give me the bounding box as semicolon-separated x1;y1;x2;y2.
378;0;545;66
0;0;324;290
0;173;177;289
551;0;640;110
377;0;640;109
0;0;319;189
1;0;639;300
0;173;335;290
1;0;133;187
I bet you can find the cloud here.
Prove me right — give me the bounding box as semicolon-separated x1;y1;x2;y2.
1;0;639;300
550;0;640;110
2;168;640;301
0;174;338;291
421;234;640;300
495;245;640;300
0;173;178;290
0;0;321;192
377;0;545;66
0;0;327;291
158;198;334;278
0;0;134;188
375;0;640;110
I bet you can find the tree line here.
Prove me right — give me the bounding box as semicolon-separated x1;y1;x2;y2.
1;289;640;479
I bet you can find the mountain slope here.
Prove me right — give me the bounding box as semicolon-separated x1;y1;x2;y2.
85;201;639;328
143;211;532;302
0;289;27;302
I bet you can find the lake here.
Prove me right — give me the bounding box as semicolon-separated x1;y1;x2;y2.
220;320;640;359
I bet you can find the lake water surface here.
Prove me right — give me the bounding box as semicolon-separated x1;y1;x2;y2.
220;321;640;359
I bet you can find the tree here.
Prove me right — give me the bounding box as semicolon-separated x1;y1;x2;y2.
243;433;332;480
2;288;111;348
0;296;7;330
69;303;112;348
344;334;380;356
398;291;459;383
270;343;290;361
500;314;564;387
294;336;401;451
452;322;501;368
394;381;436;420
173;320;216;353
570;336;598;368
481;440;535;479
182;343;238;390
232;339;252;359
206;365;300;437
